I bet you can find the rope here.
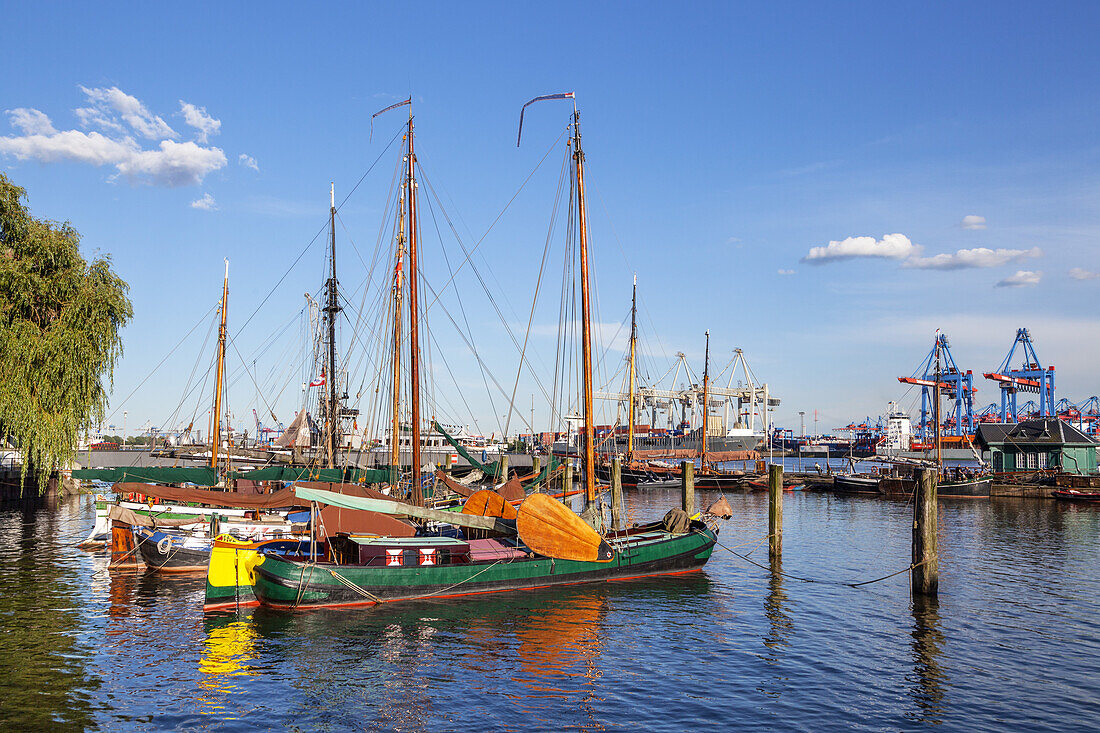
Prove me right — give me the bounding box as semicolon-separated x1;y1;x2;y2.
290;557;508;607
712;534;930;588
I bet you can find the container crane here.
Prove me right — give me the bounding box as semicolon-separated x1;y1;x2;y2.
983;328;1055;422
897;332;976;441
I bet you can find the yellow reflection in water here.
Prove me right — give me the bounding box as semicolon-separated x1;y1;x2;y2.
198;617;258;716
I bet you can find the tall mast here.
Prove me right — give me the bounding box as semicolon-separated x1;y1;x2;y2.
701;330;710;470
934;334;942;471
211;259;229;473
406;112;424;506
573;108;597;507
325;183;341;469
390;187;406;473
627;274;637;461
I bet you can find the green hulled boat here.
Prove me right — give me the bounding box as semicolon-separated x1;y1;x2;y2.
249;511;718;610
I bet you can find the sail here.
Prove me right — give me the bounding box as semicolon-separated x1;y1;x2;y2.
432;420;498;475
273;409;320;448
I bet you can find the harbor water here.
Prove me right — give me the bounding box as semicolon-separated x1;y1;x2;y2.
2;491;1098;731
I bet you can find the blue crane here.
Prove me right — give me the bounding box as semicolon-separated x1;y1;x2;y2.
898;332;975;441
983;328;1055;422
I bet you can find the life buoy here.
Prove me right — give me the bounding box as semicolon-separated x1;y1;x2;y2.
157;536;171;554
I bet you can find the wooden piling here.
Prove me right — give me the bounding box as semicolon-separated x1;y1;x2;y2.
532;456;541;491
499;454;509;482
912;467;939;596
681;460;694;514
563;460;573;503
610;456;624;530
769;463;783;559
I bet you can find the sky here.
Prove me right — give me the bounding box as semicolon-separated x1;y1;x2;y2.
2;1;1099;439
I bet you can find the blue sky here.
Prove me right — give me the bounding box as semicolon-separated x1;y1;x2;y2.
3;2;1099;438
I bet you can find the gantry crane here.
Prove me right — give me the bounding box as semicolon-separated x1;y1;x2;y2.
897;332;976;441
983;328;1055;422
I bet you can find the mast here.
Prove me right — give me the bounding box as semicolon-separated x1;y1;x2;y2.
390;187;406;473
325;183;342;469
406;112;424;506
211;259;229;473
628;275;637;462
573;108;597;507
701;330;710;470
934;335;943;472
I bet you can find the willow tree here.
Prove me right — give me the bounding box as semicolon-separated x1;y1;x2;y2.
0;173;132;491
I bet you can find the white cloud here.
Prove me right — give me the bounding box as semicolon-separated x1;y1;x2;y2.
0;87;227;187
190;192;217;211
961;215;987;230
77;86;177;140
777;269;795;275
802;233;919;264
995;270;1041;288
116;140;227;187
1069;267;1100;281
7;108;56;135
904;246;1042;270
238;153;259;171
0;129;137;167
179;101;220;143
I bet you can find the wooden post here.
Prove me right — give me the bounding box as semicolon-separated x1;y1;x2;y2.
532;455;541;491
563;460;573;503
769;463;783;559
913;467;939;596
610;456;624;530
499;454;509;483
681;460;694;514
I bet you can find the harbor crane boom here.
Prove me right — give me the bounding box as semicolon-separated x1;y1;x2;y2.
900;332;975;442
983;328;1055;422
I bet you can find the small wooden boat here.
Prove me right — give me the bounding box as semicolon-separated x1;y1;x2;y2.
833;474;882;494
1052;489;1100;502
939;477;992;497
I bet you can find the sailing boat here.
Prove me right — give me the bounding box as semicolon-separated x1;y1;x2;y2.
243;95;726;610
595;286;752;490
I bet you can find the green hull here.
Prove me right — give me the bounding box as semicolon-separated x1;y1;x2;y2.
251;524;717;609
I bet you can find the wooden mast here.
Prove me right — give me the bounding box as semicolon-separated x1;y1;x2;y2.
934;334;942;472
210;259;229;474
573;108;597;508
325;183;341;469
406;111;424;507
390;187;406;475
627;274;637;462
701;330;710;471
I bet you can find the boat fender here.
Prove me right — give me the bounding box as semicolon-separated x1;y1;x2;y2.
157;536;171;554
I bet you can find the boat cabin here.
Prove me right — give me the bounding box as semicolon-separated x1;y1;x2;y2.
976;419;1097;475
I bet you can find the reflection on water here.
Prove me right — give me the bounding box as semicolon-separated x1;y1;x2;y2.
2;493;1100;731
909;594;946;726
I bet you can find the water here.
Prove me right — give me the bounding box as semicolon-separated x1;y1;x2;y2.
2;491;1098;732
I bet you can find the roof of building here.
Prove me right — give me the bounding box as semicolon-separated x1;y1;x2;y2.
976;418;1097;447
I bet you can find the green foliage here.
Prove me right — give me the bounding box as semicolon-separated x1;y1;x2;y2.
0;173;132;491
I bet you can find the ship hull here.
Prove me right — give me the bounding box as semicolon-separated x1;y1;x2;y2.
134;528;212;572
251;524;717;610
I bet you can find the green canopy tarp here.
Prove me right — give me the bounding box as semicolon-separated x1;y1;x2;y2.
71;466;217;485
73;465;398;486
230;465;396;484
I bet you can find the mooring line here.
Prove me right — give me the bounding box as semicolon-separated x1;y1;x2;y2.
713;536;927;588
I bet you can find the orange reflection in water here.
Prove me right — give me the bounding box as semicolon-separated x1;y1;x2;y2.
513;593;607;691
